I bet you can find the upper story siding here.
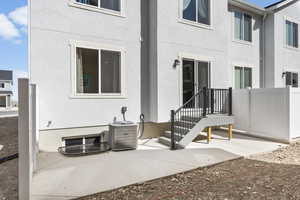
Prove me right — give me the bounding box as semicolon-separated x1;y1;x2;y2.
228;4;263;89
265;0;300;88
30;0;142;129
145;0;263;121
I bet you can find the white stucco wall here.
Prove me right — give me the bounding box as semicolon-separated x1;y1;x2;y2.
149;0;262;122
265;1;300;88
30;0;141;130
228;5;262;89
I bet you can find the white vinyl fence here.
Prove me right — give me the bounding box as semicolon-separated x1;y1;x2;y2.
233;87;300;142
18;78;39;200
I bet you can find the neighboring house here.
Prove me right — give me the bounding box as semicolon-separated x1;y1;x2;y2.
0;70;13;108
29;0;300;151
264;0;300;88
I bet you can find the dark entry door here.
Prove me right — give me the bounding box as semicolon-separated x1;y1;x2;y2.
182;59;210;105
182;60;195;105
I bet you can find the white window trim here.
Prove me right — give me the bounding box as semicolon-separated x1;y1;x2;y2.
232;64;254;89
284;16;299;50
232;10;253;45
178;0;213;30
69;40;127;99
69;0;126;18
177;52;214;107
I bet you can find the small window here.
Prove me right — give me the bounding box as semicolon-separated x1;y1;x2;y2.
0;83;4;88
64;135;102;153
75;46;123;96
76;0;121;12
286;72;298;87
76;0;98;7
183;0;210;25
65;138;83;153
100;0;120;11
234;11;252;42
235;66;252;89
286;20;298;48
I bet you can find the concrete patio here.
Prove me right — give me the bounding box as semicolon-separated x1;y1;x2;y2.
31;130;286;200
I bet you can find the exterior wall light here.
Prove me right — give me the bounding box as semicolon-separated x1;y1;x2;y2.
173;59;180;68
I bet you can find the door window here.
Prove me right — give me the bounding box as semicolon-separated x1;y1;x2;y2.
182;59;210;105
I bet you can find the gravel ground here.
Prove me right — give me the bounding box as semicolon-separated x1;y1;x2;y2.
0;117;18;200
77;142;300;200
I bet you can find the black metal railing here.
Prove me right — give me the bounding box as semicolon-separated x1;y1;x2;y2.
170;87;232;150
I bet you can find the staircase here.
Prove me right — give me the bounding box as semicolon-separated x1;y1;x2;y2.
159;87;234;149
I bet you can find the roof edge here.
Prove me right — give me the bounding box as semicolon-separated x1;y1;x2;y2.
228;0;266;15
265;0;297;12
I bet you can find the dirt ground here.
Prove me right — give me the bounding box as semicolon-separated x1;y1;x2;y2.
77;142;300;200
0;117;18;200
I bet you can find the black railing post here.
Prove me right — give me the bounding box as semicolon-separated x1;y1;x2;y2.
203;87;207;117
170;110;176;150
210;89;214;114
228;87;232;116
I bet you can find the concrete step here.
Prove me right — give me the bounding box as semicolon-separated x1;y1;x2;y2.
158;136;171;147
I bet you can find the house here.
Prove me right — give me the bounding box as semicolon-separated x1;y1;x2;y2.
264;0;300;88
29;0;300;151
0;70;13;108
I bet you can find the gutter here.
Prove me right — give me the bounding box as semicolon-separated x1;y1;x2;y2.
228;0;266;15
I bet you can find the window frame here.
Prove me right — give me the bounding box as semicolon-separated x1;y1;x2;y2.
69;0;125;17
70;40;126;99
233;65;253;89
284;16;299;50
233;10;253;44
178;0;213;30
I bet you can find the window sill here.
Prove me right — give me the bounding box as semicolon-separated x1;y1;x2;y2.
284;45;299;51
232;39;253;46
178;18;213;30
69;1;125;18
69;94;127;99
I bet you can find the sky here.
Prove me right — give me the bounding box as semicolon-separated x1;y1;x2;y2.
0;0;283;100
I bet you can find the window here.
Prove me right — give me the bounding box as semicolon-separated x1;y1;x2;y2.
286;20;298;48
76;0;98;7
182;0;210;25
64;135;101;153
285;72;298;87
234;12;252;42
76;0;120;12
75;45;123;97
235;66;252;89
0;83;4;88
